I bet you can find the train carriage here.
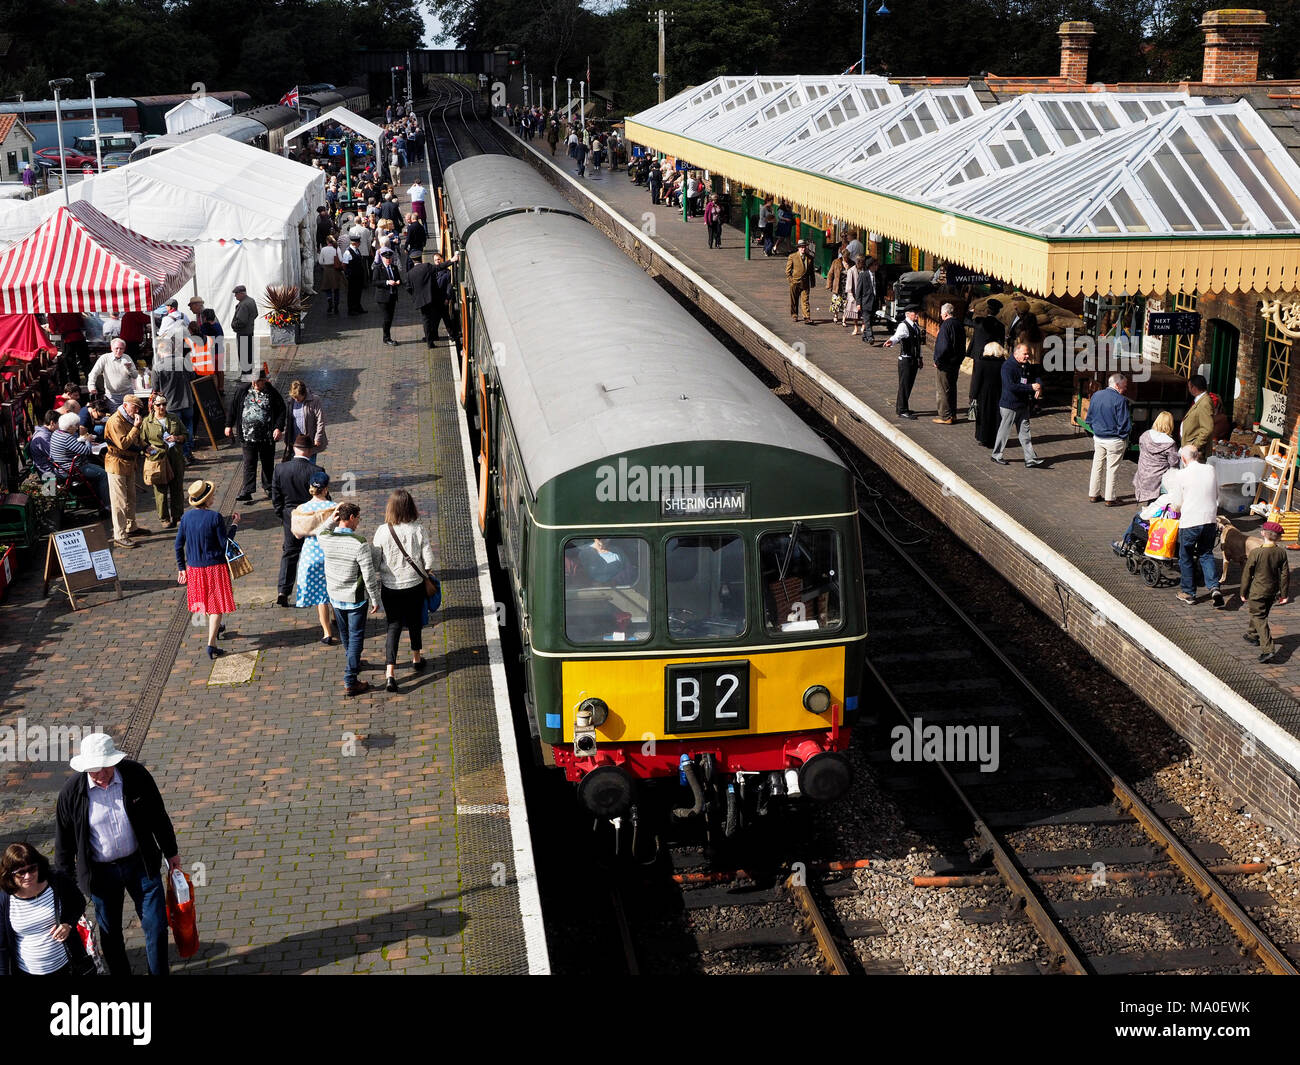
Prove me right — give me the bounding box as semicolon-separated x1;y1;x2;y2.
444;156;866;829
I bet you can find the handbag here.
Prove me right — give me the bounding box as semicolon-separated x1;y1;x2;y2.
968;398;978;422
143;449;173;486
226;537;254;580
387;522;438;599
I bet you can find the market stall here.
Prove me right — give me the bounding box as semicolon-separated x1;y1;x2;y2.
0;200;194;495
11;136;324;335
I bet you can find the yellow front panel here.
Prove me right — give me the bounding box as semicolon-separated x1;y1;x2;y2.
560;645;846;742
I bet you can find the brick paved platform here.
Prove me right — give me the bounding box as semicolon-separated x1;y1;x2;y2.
501;122;1300;840
0;163;546;974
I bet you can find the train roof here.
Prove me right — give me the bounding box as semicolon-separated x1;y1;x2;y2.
7;98;138;113
301;87;367;109
240;104;301;132
466;210;843;492
131;115;272;157
444;155;584;241
133;91;251;107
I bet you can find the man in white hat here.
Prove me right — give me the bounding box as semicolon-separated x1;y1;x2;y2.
54;733;181;976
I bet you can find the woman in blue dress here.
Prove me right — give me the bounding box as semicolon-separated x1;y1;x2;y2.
293;470;339;645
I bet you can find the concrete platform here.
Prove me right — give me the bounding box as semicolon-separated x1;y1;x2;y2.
502;121;1300;841
0;162;547;974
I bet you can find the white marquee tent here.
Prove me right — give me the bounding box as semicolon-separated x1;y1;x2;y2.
284;105;384;166
165;95;234;135
0;136;325;335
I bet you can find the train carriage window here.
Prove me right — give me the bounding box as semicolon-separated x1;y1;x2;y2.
564;537;652;644
759;526;843;635
666;535;746;641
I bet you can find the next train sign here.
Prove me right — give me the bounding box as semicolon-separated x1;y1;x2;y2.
660;485;749;519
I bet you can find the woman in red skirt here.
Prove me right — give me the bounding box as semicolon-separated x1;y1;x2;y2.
175;480;241;659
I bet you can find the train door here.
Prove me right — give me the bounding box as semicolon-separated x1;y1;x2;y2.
1207;319;1239;409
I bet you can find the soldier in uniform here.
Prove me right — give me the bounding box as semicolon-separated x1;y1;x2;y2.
785;239;816;324
1241;521;1290;663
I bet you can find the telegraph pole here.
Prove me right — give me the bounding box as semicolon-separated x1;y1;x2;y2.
656;9;669;104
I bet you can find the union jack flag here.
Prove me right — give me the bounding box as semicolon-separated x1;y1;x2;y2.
279;86;300;107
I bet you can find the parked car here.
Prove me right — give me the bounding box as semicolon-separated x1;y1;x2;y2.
34;146;97;170
98;151;133;171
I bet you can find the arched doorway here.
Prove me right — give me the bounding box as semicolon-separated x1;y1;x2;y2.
1207;319;1239;406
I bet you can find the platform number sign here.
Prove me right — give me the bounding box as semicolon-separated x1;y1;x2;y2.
665;661;750;734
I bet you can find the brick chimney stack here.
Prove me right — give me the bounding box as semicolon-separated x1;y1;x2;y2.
1057;21;1096;83
1200;9;1267;84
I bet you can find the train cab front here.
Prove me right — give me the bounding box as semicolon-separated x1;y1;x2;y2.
544;516;866;832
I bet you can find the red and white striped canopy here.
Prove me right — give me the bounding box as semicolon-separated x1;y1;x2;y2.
0;201;195;315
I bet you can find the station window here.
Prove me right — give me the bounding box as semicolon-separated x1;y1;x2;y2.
1259;317;1292;420
563;537;651;644
665;534;746;641
759;527;843;635
1168;292;1198;376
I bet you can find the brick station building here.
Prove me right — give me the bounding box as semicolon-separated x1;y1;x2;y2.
626;9;1300;442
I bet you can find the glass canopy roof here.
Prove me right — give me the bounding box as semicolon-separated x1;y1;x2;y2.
629;77;1300;240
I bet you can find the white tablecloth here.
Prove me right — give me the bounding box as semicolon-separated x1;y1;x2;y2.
1207;455;1265;485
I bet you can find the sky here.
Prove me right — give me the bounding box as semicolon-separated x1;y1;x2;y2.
421;10;451;48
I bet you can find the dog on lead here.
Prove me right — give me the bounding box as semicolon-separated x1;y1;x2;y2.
1216;515;1265;592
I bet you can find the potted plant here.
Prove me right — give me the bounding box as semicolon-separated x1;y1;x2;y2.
263;284;310;346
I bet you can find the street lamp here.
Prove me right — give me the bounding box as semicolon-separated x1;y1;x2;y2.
48;78;72;206
861;0;891;76
86;72;105;173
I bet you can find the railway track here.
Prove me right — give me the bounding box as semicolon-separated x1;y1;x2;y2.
839;441;1299;975
424;78;501;179
614;850;869;975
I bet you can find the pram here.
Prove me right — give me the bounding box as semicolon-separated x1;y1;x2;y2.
1112;507;1181;588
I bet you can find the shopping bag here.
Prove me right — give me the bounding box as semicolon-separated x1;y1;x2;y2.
1144;512;1180;559
226;537;254;580
76;915;107;975
165;867;199;958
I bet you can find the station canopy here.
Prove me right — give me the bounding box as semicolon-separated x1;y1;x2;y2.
626;76;1300;296
285;106;384;164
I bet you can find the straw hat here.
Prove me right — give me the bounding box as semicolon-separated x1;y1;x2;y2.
187;480;216;506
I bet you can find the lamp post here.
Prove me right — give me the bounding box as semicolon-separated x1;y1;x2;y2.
566;78;572;123
861;0;892;76
552;75;557;114
86;72;105;173
48;78;72;206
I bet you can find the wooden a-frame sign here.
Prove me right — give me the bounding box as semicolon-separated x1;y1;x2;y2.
42;523;123;610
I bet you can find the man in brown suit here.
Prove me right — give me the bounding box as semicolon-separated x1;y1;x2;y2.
1180;374;1213;462
103;393;151;548
786;240;816;324
1241;521;1290;663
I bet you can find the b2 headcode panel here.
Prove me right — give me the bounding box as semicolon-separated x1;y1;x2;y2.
665;661;750;734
